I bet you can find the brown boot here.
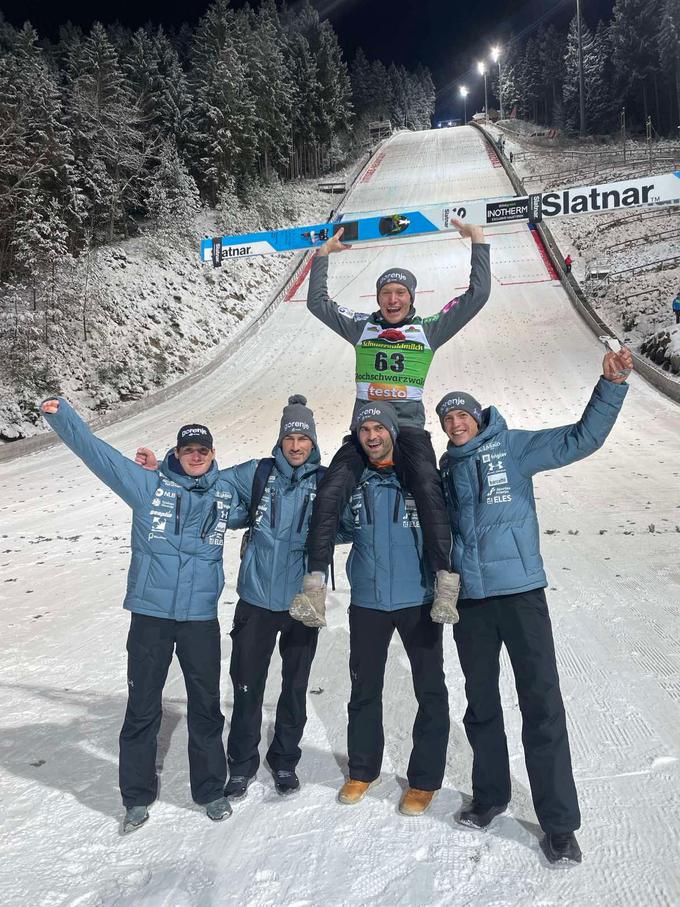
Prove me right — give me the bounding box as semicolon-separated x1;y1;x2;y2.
338;777;380;805
398;787;436;816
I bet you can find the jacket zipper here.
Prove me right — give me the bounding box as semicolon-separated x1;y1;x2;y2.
475;459;485;503
200;502;218;539
297;494;310;534
392;488;401;523
270;489;277;528
468;460;485;596
362;485;373;524
174;495;181;534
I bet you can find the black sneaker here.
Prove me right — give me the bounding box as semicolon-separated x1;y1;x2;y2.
541;832;582;864
273;769;300;796
457;801;508;829
224;774;255;800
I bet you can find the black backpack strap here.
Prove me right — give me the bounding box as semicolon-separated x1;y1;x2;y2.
248;457;275;527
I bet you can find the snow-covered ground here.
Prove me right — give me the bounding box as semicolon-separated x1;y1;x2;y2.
3;127;680;906
487;121;680;376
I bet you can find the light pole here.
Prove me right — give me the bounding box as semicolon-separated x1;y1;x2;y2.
576;0;586;137
478;62;488;123
460;86;468;123
491;46;503;120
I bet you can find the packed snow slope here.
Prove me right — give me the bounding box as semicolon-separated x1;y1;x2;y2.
3;127;680;906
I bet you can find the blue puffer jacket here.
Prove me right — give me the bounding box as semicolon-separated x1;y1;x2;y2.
43;398;245;621
440;377;628;600
338;466;434;610
223;445;324;612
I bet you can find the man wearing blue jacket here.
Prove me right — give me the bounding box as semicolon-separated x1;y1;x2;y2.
136;396;326;800
222;396;325;799
41;399;245;832
437;345;633;865
330;401;449;818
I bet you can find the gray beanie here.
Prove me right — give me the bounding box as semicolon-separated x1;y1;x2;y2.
279;394;317;446
436;392;483;428
354;401;399;442
376;268;417;303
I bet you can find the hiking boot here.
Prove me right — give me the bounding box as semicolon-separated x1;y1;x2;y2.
224;774;255;800
457;801;508;829
541;831;582;864
289;573;327;628
273;770;300;796
430;571;460;624
338;777;380;805
122;805;149;834
205;796;233;821
398;788;436;816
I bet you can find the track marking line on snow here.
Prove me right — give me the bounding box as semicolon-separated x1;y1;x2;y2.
284;257;314;302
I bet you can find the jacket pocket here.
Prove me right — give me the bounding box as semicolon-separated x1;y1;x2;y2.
133;554;152;598
511;526;536;576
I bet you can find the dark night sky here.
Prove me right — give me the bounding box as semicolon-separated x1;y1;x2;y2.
0;0;615;117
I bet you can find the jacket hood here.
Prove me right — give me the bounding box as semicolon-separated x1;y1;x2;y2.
160;448;219;490
444;406;508;462
271;441;321;480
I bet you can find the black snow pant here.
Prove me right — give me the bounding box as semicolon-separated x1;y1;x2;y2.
227;600;319;778
453;588;581;834
119;612;226;808
307;426;452;574
347;603;449;790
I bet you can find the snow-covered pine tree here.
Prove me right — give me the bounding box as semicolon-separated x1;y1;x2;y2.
610;0;662;127
587;21;618;133
537;25;566;127
657;0;680;134
563;15;594;133
188;0;257;203
241;0;296;180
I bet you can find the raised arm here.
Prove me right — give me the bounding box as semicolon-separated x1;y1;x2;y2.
42;398;157;509
306;227;369;344
423;221;491;351
510;349;632;477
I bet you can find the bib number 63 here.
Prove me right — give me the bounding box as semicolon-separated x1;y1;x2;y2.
375;352;405;373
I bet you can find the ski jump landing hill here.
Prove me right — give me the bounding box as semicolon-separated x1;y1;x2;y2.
2;127;680;906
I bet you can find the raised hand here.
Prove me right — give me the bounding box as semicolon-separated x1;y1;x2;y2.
41;399;60;414
135;446;159;470
316;226;352;256
452;218;485;244
603;346;633;383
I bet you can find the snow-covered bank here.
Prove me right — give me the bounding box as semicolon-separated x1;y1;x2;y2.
0;173;350;445
487;121;680;377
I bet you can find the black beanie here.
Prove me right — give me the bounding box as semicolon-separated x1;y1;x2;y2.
376;268;417;303
279;395;317;446
436;392;483;428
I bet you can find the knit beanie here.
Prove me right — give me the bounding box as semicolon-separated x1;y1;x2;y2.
279;395;317;446
376;268;417;303
354;401;399;442
436;392;483;428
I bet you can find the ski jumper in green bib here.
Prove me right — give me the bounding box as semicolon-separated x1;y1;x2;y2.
306;243;491;429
